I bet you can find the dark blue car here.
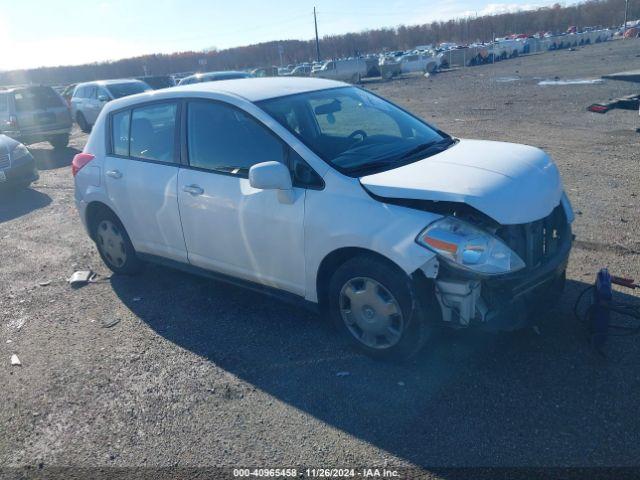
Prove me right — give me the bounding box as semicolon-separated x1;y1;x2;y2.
0;134;38;189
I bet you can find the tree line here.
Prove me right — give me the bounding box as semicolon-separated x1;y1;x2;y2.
1;0;636;87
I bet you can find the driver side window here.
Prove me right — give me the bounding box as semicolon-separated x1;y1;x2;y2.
186;100;287;176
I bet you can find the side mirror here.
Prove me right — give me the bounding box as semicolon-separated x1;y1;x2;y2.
249;161;294;204
97;94;109;102
249;161;292;190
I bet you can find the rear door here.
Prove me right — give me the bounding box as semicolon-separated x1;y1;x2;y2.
12;86;70;134
104;101;187;262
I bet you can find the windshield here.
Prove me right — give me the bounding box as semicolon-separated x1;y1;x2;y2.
106;82;151;99
258;87;450;176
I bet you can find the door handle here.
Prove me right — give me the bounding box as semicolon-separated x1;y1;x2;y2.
106;169;122;179
183;184;204;196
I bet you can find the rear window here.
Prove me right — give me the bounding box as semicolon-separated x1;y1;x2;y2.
106;82;151;99
13;86;64;112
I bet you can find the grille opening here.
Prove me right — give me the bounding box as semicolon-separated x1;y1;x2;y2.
496;205;568;269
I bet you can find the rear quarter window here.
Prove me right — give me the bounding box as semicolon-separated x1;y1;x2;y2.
111;110;130;156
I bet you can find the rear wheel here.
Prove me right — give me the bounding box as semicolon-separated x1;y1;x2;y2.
328;255;430;359
49;134;69;149
76;112;90;133
92;210;142;275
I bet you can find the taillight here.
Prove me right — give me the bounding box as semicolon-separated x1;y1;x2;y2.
72;153;95;176
4;115;18;130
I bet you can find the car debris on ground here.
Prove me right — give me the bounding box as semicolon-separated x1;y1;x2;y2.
10;354;21;366
68;270;97;288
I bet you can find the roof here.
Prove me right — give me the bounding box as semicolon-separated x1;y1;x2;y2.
171;76;347;102
77;78;147;87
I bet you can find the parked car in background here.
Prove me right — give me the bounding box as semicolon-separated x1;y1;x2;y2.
310;58;367;83
73;77;573;359
251;66;279;77
379;55;401;79
289;65;312;77
70;79;151;133
0;134;38;188
136;75;175;90
178;71;254;86
399;53;441;74
0;85;72;148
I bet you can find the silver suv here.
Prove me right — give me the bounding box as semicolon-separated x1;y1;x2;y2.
0;85;72;149
70;79;151;133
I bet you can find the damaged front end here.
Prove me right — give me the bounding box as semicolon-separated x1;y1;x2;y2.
409;198;573;331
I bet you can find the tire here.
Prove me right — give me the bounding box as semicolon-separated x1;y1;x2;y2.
328;255;430;360
76;112;90;133
49;134;69;149
91;209;142;275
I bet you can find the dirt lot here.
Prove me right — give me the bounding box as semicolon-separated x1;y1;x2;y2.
2;39;640;473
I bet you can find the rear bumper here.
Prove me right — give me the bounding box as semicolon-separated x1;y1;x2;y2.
8;126;71;145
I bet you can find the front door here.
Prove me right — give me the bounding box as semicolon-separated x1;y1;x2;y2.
177;100;306;295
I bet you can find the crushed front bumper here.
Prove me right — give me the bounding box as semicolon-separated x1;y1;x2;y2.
429;228;572;332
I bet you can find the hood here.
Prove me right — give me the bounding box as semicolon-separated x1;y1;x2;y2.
360;139;563;225
0;134;20;151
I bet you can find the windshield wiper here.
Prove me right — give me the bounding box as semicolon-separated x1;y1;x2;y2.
344;138;457;177
345;159;401;176
399;137;456;160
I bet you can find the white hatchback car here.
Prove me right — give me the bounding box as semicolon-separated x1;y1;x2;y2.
74;77;573;358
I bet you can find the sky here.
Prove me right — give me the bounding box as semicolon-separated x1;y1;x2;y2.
0;0;564;71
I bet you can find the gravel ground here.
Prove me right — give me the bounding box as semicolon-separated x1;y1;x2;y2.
1;39;640;475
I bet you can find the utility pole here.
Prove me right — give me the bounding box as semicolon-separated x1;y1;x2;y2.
314;7;321;62
623;0;629;37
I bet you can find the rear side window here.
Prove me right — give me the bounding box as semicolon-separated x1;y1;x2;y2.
186;100;286;176
111;110;130;156
129;103;177;163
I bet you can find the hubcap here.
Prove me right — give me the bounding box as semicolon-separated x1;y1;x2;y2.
339;277;404;349
96;220;127;268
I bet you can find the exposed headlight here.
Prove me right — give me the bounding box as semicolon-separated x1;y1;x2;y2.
416;216;525;275
11;144;31;161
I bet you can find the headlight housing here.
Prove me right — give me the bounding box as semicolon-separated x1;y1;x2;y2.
416;216;525;275
11;144;31;161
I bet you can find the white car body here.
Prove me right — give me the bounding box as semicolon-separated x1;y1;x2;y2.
74;77;573;353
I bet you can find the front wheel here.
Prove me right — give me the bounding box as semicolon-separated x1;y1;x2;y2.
92;210;142;275
328;255;430;359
